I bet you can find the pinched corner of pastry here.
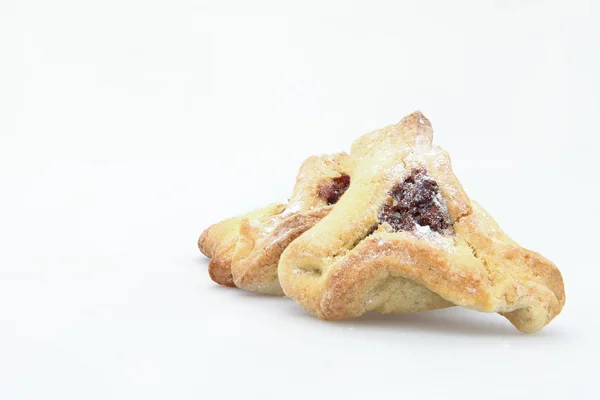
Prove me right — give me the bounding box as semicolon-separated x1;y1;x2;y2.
456;202;565;332
286;152;353;209
232;206;332;295
230;152;353;295
278;111;565;333
198;203;286;258
198;203;286;287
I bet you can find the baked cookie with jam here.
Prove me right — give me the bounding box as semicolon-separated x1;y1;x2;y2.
199;153;351;293
278;111;565;332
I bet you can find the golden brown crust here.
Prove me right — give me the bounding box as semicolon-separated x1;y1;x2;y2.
207;249;237;287
199;204;286;287
278;111;565;332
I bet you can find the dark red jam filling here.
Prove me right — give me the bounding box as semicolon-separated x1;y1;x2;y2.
319;174;350;205
378;168;451;233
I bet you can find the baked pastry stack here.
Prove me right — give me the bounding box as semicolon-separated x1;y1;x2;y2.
199;111;565;332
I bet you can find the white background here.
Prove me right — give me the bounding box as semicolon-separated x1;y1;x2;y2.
1;1;598;399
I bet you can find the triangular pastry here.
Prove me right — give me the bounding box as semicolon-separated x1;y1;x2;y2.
199;153;351;292
278;112;565;332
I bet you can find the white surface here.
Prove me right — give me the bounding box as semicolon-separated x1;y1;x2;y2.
1;1;598;399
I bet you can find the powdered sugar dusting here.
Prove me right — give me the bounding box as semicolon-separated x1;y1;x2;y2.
363;236;416;264
283;201;302;215
412;224;456;253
